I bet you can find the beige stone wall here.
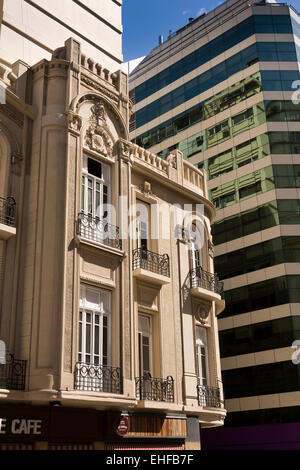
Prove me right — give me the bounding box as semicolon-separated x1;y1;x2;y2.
0;0;123;71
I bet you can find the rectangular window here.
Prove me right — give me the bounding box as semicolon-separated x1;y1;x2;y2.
195;326;209;387
82;154;111;220
136;200;150;251
232;107;253;125
239;181;262;199
213;192;236;209
138;314;152;377
79;284;111;366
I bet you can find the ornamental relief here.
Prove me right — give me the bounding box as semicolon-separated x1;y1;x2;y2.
85;125;113;156
119;139;132;157
84;100;114;158
193;301;211;325
166;152;177;169
68;112;82;132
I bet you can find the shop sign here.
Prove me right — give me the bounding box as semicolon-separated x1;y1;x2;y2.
115;415;129;436
0;418;42;436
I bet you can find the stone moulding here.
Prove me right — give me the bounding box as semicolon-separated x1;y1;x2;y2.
81;74;119;104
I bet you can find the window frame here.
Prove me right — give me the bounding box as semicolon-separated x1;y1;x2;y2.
78;284;111;366
81;153;111;221
195;325;210;388
138;313;153;378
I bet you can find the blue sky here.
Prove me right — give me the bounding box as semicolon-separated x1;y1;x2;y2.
122;0;225;62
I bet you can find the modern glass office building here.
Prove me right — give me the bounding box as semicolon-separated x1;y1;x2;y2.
129;0;300;449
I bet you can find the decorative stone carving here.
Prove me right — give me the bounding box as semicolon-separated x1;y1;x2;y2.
193;301;211;324
91;100;106;124
139;181;152;196
85;126;113;156
208;240;214;258
119;139;132;157
68;112;82;132
11;152;23;165
167;152;177;169
85;100;114;157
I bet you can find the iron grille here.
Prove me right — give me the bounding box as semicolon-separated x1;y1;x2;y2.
74;362;122;393
76;212;122;250
0;197;16;227
0;353;26;391
135;374;174;402
197;385;222;408
190;265;224;297
132;248;170;277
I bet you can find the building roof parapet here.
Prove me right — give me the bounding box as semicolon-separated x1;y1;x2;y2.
119;139;208;200
80;53;124;93
50;39;127;97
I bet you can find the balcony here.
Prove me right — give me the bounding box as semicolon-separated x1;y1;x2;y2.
190;266;225;314
74;362;122;394
0;353;26;391
76;212;122;251
135;374;174;402
197;385;222;408
132;248;170;285
0;197;16;240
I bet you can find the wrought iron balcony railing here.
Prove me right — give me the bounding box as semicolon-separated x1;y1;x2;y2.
132;248;170;277
0;197;16;227
190;265;224;297
76;212;122;250
0;353;26;391
135;374;174;402
74;362;122;394
197;385;222;408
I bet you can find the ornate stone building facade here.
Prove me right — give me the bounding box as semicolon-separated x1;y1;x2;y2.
0;37;225;450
